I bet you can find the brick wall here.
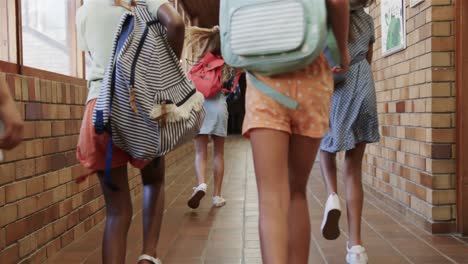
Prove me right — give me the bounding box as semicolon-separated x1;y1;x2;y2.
364;0;456;233
0;72;194;263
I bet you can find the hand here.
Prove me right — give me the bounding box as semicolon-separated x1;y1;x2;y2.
0;98;24;150
332;48;351;74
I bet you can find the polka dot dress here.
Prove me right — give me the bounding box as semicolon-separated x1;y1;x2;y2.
320;9;380;153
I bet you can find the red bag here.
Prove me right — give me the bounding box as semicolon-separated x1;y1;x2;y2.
188;52;225;99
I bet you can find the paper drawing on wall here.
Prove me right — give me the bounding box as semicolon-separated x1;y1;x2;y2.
381;0;406;56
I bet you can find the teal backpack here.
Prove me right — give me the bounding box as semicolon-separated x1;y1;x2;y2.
220;0;328;109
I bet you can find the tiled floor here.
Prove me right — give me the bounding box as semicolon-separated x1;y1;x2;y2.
46;137;468;264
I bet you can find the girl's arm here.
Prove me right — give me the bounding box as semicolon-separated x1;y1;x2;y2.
366;43;374;65
326;0;351;73
157;4;185;59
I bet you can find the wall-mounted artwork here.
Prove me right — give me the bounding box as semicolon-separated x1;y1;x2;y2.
410;0;424;8
381;0;406;57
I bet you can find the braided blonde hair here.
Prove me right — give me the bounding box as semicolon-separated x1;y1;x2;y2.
185;26;221;61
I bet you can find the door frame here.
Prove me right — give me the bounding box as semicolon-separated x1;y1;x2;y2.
456;0;468;236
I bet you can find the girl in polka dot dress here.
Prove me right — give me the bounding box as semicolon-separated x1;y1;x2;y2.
320;1;380;263
240;1;351;263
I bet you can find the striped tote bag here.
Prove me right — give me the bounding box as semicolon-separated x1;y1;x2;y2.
93;0;205;169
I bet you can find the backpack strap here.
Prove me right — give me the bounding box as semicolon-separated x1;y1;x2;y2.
102;65;120;191
231;71;241;93
247;72;298;110
222;70;242;94
134;0;157;25
101;15;135;192
326;28;341;64
104;135;119;191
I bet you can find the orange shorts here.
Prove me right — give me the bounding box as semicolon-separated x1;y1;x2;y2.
242;54;333;139
76;99;150;172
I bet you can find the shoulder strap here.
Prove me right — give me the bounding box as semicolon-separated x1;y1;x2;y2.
326;28;340;64
231;71;242;93
247;72;298;110
134;0;155;24
222;70;242;94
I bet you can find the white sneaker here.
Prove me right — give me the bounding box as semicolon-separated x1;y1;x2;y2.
321;193;341;240
187;183;207;209
212;196;226;207
138;254;162;264
346;244;368;264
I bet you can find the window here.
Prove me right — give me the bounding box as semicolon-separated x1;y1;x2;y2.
0;0;17;63
21;0;82;77
0;0;84;80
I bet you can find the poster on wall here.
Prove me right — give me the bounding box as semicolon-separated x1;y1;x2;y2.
381;0;406;57
410;0;424;8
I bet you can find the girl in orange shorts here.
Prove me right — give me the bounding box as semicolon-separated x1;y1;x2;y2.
241;1;351;263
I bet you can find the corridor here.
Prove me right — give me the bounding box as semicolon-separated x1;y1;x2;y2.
44;138;468;264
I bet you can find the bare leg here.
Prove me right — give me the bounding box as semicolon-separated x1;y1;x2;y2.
343;143;367;247
250;129;290;264
97;165;132;264
320;150;338;195
188;135;210;209
212;135;225;197
139;157;166;263
194;135;209;185
288;135;321;264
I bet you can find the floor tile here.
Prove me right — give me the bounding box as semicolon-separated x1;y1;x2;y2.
44;138;468;264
